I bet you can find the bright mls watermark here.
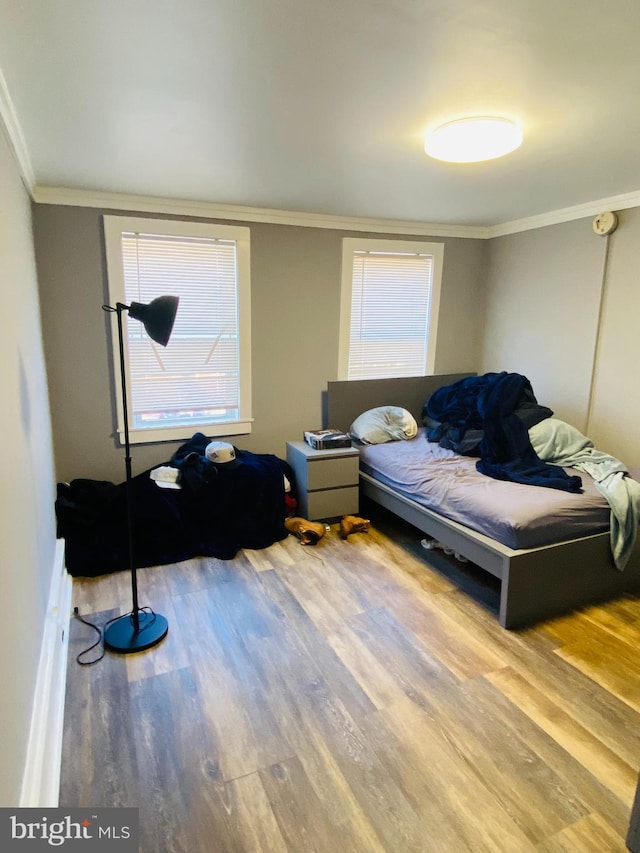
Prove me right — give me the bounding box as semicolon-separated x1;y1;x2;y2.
0;808;138;850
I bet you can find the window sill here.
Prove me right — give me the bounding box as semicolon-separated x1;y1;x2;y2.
120;419;254;446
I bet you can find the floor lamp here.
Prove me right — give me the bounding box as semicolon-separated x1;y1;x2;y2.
101;296;179;653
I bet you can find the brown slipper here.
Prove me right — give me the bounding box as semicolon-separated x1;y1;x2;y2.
285;516;326;546
339;515;371;540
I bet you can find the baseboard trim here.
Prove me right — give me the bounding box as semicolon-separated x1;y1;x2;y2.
20;539;72;807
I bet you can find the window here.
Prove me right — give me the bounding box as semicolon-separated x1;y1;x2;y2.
338;238;444;380
103;216;252;444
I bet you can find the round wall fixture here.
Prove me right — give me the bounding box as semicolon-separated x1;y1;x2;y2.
592;211;618;235
425;116;523;163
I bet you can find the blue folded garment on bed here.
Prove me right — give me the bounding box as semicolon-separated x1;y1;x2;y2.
424;372;582;493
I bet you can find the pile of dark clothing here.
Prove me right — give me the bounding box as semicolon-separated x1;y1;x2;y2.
423;372;582;492
56;433;294;577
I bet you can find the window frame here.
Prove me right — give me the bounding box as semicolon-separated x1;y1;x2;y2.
338;237;444;381
103;215;252;445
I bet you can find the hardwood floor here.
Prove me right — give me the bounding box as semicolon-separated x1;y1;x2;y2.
59;504;640;852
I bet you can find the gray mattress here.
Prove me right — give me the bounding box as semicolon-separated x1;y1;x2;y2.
358;429;610;550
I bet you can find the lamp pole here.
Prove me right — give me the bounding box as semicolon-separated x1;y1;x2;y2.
102;299;175;653
115;303;140;632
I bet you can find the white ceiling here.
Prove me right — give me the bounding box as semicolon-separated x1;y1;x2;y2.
2;0;640;228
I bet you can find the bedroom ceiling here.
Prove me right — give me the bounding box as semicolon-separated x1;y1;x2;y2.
1;0;640;228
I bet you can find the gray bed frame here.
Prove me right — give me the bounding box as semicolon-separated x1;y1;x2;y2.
326;373;640;629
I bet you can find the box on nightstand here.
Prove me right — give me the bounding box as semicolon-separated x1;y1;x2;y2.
303;428;352;450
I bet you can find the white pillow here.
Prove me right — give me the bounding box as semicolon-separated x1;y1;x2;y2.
349;406;418;445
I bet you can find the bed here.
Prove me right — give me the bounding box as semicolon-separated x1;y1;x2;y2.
326;373;640;629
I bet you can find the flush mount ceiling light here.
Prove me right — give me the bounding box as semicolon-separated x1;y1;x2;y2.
425;116;523;163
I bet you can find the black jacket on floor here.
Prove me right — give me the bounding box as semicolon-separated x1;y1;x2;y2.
56;437;292;577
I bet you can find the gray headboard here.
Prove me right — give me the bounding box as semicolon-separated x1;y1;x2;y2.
326;373;474;432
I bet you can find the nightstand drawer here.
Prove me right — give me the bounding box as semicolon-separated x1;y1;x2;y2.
306;455;359;490
306;486;359;520
286;441;360;520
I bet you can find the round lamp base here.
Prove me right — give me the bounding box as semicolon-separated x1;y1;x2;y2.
104;610;169;654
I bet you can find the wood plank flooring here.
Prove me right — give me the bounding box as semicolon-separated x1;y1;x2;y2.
59;504;640;852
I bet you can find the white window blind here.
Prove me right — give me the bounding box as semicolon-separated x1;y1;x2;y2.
104;216;252;444
339;239;443;380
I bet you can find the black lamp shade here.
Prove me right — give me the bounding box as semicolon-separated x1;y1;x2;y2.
128;295;179;346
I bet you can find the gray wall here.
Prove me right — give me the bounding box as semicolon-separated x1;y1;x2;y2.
482;212;640;464
0;128;58;804
33;197;640;481
586;207;640;466
33;205;488;482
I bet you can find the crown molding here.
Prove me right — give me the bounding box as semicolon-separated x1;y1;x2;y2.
32;185;491;239
33;184;640;240
488;189;640;237
0;67;35;194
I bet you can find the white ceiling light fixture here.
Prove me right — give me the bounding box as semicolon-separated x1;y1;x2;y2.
425;116;523;163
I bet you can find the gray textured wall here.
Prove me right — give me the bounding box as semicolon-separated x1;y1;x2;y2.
482;212;640;464
0;127;57;805
33;205;488;482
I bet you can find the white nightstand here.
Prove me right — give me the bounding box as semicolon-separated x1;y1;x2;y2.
286;441;360;520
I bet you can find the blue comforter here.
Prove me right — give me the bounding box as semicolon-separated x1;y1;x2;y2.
424;372;582;492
